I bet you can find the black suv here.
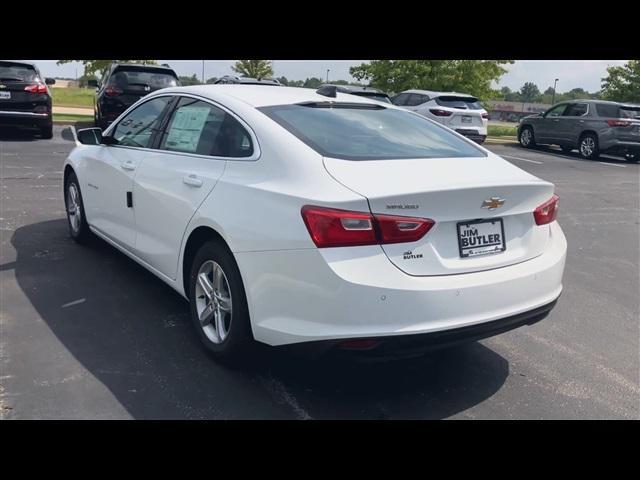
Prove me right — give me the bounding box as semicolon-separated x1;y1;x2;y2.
0;60;55;138
90;63;180;130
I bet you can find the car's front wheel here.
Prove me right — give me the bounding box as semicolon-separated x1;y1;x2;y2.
579;133;599;160
64;171;92;244
519;126;536;148
188;239;253;360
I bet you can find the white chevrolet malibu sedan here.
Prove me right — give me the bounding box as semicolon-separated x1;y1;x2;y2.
64;84;567;360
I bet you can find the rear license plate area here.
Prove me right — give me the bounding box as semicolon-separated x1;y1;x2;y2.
457;218;506;258
0;91;11;100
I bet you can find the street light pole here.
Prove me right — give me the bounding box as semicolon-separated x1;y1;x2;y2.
202;60;205;84
552;78;559;105
326;69;330;83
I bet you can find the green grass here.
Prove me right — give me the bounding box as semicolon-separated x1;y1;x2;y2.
50;87;95;108
488;125;517;137
53;113;94;123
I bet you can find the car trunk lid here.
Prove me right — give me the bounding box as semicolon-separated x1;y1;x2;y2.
323;153;555;276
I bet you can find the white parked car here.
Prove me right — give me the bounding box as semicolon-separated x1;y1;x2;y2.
64;85;566;360
393;90;489;144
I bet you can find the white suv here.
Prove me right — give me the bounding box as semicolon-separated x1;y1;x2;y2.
393;90;489;144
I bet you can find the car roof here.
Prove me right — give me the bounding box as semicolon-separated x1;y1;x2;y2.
112;63;176;72
154;84;393;108
216;75;281;85
402;89;477;98
322;84;387;95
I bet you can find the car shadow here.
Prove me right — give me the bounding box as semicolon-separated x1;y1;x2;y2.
8;219;510;419
532;145;633;164
0;126;42;142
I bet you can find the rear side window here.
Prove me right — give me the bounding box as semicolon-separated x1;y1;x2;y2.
113;96;172;148
0;62;38;82
109;67;179;91
160;97;253;157
392;93;410;106
405;94;429;106
435;96;483;110
596;103;640;119
259;103;486;161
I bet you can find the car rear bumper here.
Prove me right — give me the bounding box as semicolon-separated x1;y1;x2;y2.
236;221;567;347
0;110;51;127
601;138;640;154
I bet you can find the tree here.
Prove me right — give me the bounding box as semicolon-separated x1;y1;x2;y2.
519;82;541;103
232;60;274;79
56;60;158;77
302;77;323;89
601;60;640;103
349;60;513;100
179;74;201;86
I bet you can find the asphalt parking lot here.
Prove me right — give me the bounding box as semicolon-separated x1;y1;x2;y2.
1;125;638;419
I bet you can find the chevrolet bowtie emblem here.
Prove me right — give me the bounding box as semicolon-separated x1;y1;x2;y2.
481;197;505;210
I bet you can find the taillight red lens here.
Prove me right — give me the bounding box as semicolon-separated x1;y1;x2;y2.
301;205;434;248
429;109;453;117
606;119;632;127
105;86;123;97
534;195;559;225
24;84;47;94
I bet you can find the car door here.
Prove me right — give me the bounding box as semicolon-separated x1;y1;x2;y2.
82;95;173;251
132;95;257;280
536;103;568;142
560;102;589;145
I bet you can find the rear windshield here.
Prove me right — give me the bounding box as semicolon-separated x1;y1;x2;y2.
109;67;179;90
259;103;486;161
435;96;483;110
0;62;38;82
596;103;640;119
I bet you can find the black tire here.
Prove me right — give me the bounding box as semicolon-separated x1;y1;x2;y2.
519;126;536;148
64;171;92;244
627;151;640;163
560;145;573;153
188;239;253;360
578;133;599;160
40;122;53;139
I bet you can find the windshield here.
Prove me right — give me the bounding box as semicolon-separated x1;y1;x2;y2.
435;96;483;110
0;62;38;82
109;68;178;90
259;103;486;161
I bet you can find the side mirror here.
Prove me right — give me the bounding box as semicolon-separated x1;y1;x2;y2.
76;128;118;146
87;79;98;88
45;77;56;85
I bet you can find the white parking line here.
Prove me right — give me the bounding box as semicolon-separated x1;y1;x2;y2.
502;155;544;165
598;161;627;168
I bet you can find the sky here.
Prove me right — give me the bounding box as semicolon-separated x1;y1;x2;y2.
30;60;628;93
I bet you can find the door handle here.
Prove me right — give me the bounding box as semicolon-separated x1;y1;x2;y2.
121;161;136;171
183;174;203;188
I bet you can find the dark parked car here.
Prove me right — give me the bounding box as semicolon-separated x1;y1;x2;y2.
214;75;282;85
0;60;55;138
518;100;640;162
319;84;391;103
89;63;180;130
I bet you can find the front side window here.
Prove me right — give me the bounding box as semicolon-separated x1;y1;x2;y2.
259;103;486;161
545;104;568;118
392;93;410;106
113;96;171;148
160;97;253;157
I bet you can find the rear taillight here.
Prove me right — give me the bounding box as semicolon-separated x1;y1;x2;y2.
481;112;489;120
104;86;123;97
429;109;453;117
24;84;47;94
534;195;559;225
606;119;632;127
301;205;434;248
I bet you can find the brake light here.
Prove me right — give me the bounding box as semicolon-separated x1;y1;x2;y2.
104;86;123;97
429;109;453;117
301;205;434;248
24;84;47;94
606;119;632;127
533;195;559;225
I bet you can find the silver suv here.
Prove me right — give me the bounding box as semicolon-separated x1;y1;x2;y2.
518;100;640;163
